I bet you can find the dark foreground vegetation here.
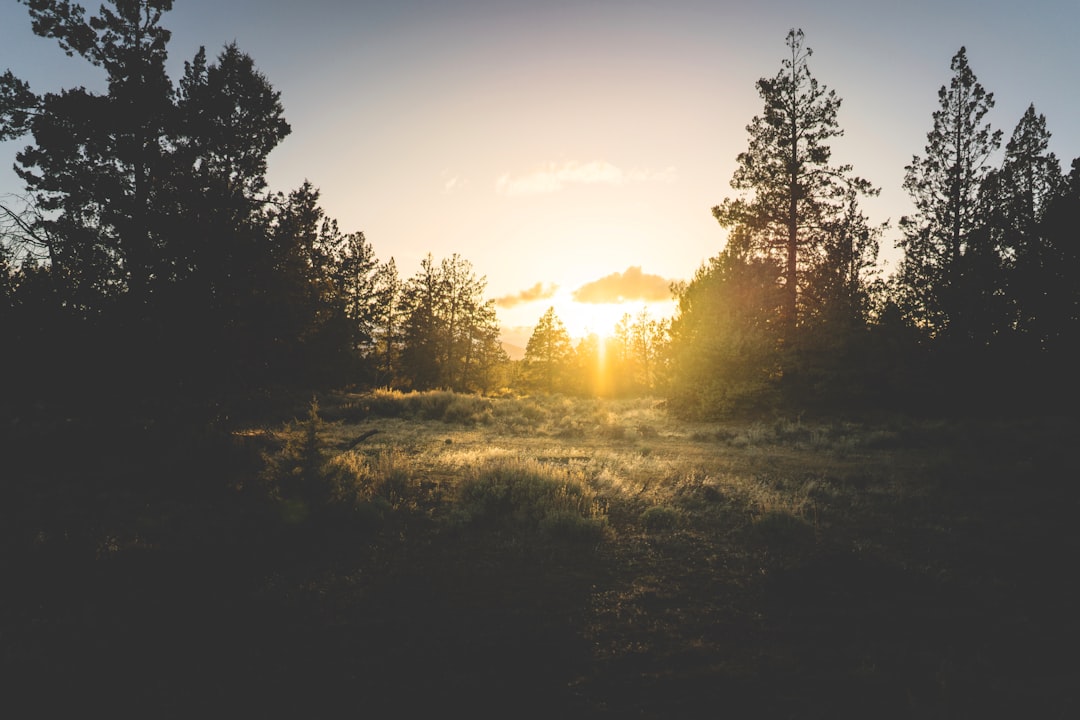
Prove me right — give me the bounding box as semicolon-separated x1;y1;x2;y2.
4;391;1078;718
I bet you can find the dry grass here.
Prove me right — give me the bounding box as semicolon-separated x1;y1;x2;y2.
17;391;1072;717
279;392;924;558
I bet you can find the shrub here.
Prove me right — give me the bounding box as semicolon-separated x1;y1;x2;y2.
598;423;626;441
451;458;607;544
640;505;680;532
636;424;659;439
332;388;494;425
329;448;418;508
491;397;547;432
260;400;348;519
747;510;815;552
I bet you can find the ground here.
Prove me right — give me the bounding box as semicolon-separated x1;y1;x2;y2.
3;392;1078;717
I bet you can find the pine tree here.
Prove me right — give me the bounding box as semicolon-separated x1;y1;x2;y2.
612;310;667;394
897;47;1002;339
0;1;359;417
986;105;1064;344
523;306;573;394
666;235;786;417
400;254;501;391
1039;158;1080;363
712;29;876;337
369;258;406;386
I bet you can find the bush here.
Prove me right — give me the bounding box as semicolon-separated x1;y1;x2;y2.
491;396;547;432
640;505;680;532
598;423;626;441
747;510;816;553
451;458;607;544
346;388;494;425
328;448;418;509
260;400;349;519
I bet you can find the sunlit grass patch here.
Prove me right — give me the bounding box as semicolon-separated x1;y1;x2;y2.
490;395;547;431
437;443;517;469
329;448;417;507
326;388;495;425
449;457;609;544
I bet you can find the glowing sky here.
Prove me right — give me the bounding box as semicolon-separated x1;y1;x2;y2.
2;0;1078;344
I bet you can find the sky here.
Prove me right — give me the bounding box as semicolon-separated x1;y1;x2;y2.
2;0;1078;347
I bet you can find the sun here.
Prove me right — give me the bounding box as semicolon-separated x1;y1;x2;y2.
547;290;674;341
494;279;679;354
553;298;638;340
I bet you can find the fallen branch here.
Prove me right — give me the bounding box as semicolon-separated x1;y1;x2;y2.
342;428;380;450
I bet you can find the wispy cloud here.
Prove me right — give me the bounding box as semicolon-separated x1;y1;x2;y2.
441;169;468;194
572;266;671;304
495;161;677;196
495;281;559;308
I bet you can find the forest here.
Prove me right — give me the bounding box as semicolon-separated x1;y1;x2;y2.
2;2;1078;717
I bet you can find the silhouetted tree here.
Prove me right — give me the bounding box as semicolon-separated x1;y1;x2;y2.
1038;157;1080;399
0;1;362;420
401;254;444;389
793;184;886;406
897;47;1002;341
2;0;178;308
369;258;406;386
335;230;378;344
712;29;877;338
459;302;507;393
699;29;884;411
400;253;502;392
984;105;1065;348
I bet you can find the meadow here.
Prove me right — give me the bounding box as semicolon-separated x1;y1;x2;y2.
4;391;1078;717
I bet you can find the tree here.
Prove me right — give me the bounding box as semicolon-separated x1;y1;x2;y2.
1039;157;1080;370
399;253;502;392
523;306;573;394
984;105;1065;346
612;309;668;395
897;47;1002;339
0;1;360;419
368;258;406;386
568;333;604;397
802;184;884;327
712;29;876;337
666;235;785;417
466;313;509;394
2;0;179;308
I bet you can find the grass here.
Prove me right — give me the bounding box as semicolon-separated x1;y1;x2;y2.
450;457;608;543
3;393;1079;717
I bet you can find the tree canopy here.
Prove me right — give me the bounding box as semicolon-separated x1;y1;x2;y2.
711;29;878;336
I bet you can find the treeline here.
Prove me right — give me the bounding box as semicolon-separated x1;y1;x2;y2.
3;6;1078;426
664;32;1080;417
518;307;667;396
521;32;1080;416
0;1;504;426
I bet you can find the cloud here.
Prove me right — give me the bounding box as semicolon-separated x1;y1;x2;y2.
572;266;671;304
495;281;559;308
496;161;677;196
441;169;468;194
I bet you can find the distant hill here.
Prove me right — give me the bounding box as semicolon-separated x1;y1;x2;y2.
500;326;531;360
502;341;526;361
